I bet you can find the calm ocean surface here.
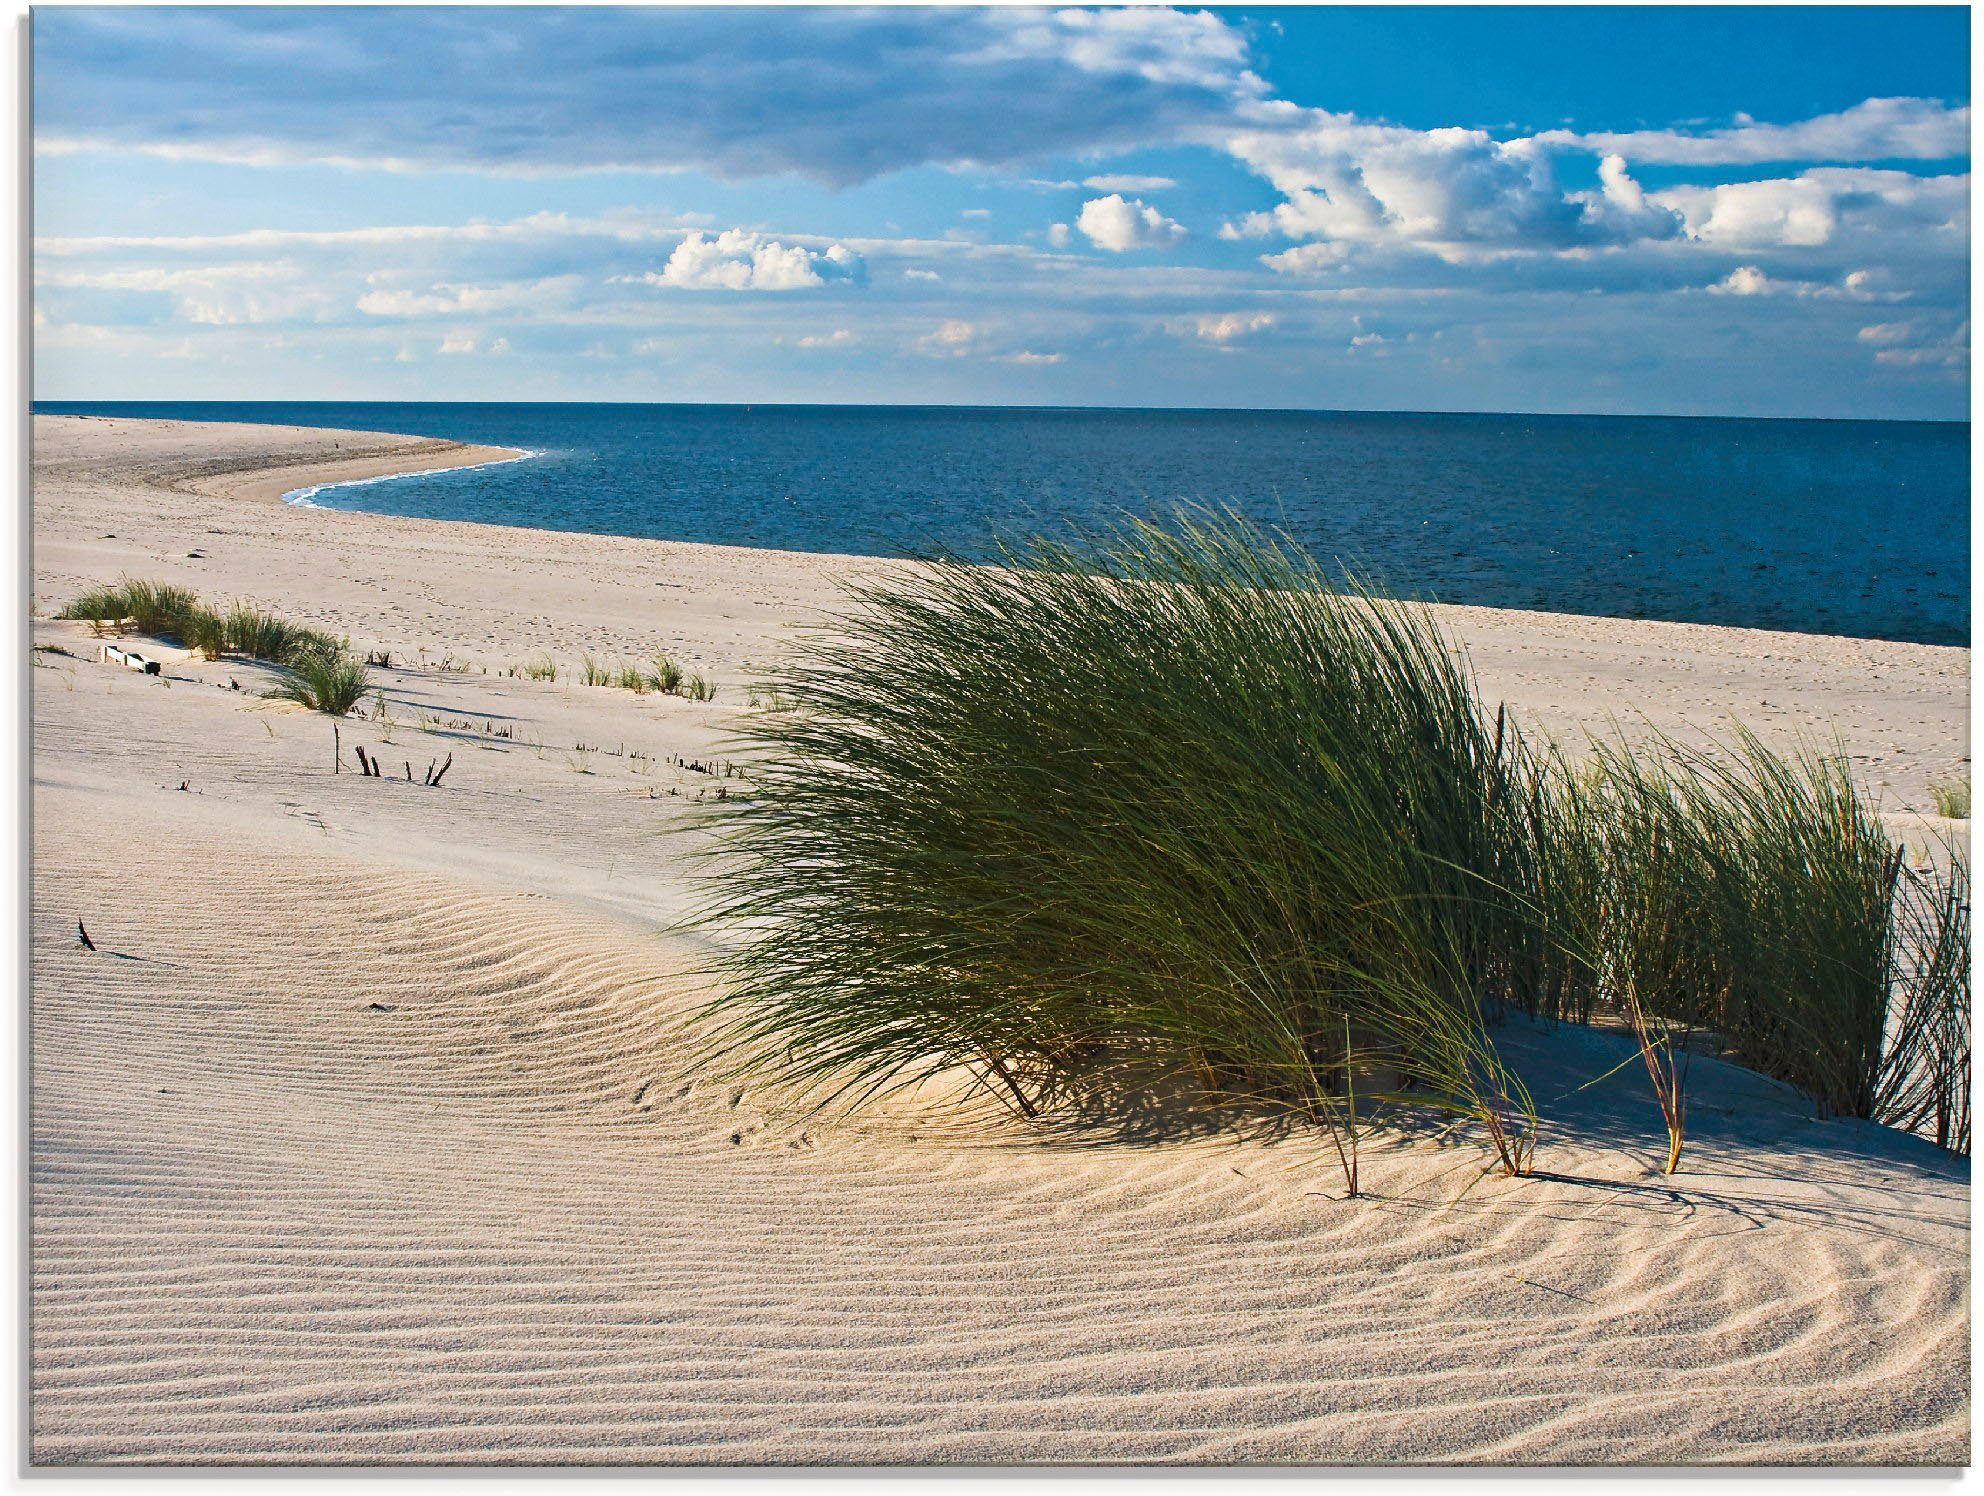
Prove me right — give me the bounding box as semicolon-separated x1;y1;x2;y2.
36;401;1969;645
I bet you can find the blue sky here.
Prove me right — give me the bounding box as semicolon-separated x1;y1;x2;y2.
31;5;1971;417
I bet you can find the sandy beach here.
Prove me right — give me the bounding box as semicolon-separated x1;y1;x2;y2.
29;414;1970;1464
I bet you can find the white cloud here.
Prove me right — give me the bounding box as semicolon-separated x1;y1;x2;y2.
1870;319;1967;368
975;6;1262;95
1177;311;1276;343
1047;222;1072;248
1857;321;1916;346
1076;194;1187;252
1653;167;1967;251
1258;241;1354;275
1712;265;1773;296
356;275;580;317
1224;112;1681;254
1003;351;1064;364
916;318;978;355
1083;173;1178;193
797;328;856;348
647;229;863;291
437;332;477;353
960;207;992;220
1535;97;1969;166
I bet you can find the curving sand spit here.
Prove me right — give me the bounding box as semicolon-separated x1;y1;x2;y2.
29;415;1969;1464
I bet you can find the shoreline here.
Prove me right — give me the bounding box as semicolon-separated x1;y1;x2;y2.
48;411;1966;655
281;443;543;507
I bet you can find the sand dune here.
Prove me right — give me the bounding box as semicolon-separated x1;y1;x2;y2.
29;416;1969;1464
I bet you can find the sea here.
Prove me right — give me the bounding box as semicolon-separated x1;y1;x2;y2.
34;401;1970;646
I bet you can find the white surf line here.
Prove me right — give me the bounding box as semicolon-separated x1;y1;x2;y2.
282;446;543;507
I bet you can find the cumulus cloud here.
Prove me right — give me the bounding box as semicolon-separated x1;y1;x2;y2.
916;318;979;355
1652;167;1967;251
647;230;863;291
1534;97;1969;166
1224;112;1683;255
1176;311;1275;343
1047;222;1073;248
1076;194;1187;251
1713;266;1774;296
797;328;855;348
34;6;1261;185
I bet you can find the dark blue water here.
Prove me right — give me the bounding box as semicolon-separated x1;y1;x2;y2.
36;401;1968;645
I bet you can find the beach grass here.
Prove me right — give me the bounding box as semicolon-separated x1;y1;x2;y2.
222;603;339;667
271;648;371;715
693;512;1970;1173
58;576;203;639
648;655;685;694
178;604;227;661
58;577;367;714
1930;776;1970;819
693;513;1552;1184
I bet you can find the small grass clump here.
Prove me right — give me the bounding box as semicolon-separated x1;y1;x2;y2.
271;649;371;716
1930;776;1970;819
694;512;1970;1180
682;672;717;703
616;663;651;694
581;653;612;687
648;655;685;695
521;655;559;683
58;576;204;642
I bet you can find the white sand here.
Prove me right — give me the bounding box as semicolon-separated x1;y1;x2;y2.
29;414;1969;1464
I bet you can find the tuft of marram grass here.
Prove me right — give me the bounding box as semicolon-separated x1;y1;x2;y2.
272;649;370;715
691;512;1971;1173
692;513;1544;1182
58;576;204;641
1930;776;1970;820
58;582;141;627
648;655;685;694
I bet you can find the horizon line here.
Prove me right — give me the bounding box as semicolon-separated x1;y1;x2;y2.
31;397;1972;427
